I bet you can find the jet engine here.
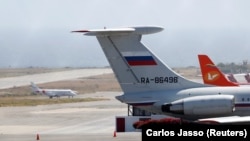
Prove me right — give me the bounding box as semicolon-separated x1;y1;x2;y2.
161;95;235;116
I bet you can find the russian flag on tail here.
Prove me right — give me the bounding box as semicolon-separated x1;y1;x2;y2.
122;51;157;66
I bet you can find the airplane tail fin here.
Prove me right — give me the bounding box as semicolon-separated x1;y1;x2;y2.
226;73;238;83
30;82;41;93
198;54;238;86
73;26;205;93
245;73;250;83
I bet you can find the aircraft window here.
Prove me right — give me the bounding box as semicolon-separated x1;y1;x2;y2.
248;98;250;101
242;98;244;101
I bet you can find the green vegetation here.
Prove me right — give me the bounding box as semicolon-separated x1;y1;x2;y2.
0;97;109;107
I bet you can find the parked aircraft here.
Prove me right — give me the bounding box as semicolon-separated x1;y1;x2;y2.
31;82;77;99
73;26;250;124
227;73;250;84
198;54;250;86
198;54;239;86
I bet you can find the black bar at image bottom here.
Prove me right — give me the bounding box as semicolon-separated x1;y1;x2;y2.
141;124;250;141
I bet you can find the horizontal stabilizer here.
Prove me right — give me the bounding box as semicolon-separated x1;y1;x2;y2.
72;26;164;36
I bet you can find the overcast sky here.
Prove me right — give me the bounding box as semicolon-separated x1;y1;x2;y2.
1;0;250;68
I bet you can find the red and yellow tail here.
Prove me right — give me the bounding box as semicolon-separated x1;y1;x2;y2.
198;54;238;86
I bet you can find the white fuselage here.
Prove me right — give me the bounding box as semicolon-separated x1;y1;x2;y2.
77;26;250;123
38;89;77;98
116;86;250;120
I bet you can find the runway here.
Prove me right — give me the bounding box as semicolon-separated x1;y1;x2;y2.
0;68;113;89
0;68;141;140
0;92;141;141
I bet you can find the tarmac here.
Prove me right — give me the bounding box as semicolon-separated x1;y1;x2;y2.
0;68;113;89
0;133;141;141
0;92;141;141
0;68;141;141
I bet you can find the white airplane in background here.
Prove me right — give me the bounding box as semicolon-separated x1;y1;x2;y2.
73;26;250;124
31;82;78;99
226;73;250;84
198;54;250;86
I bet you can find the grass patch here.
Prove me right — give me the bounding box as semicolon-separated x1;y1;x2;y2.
0;97;109;107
